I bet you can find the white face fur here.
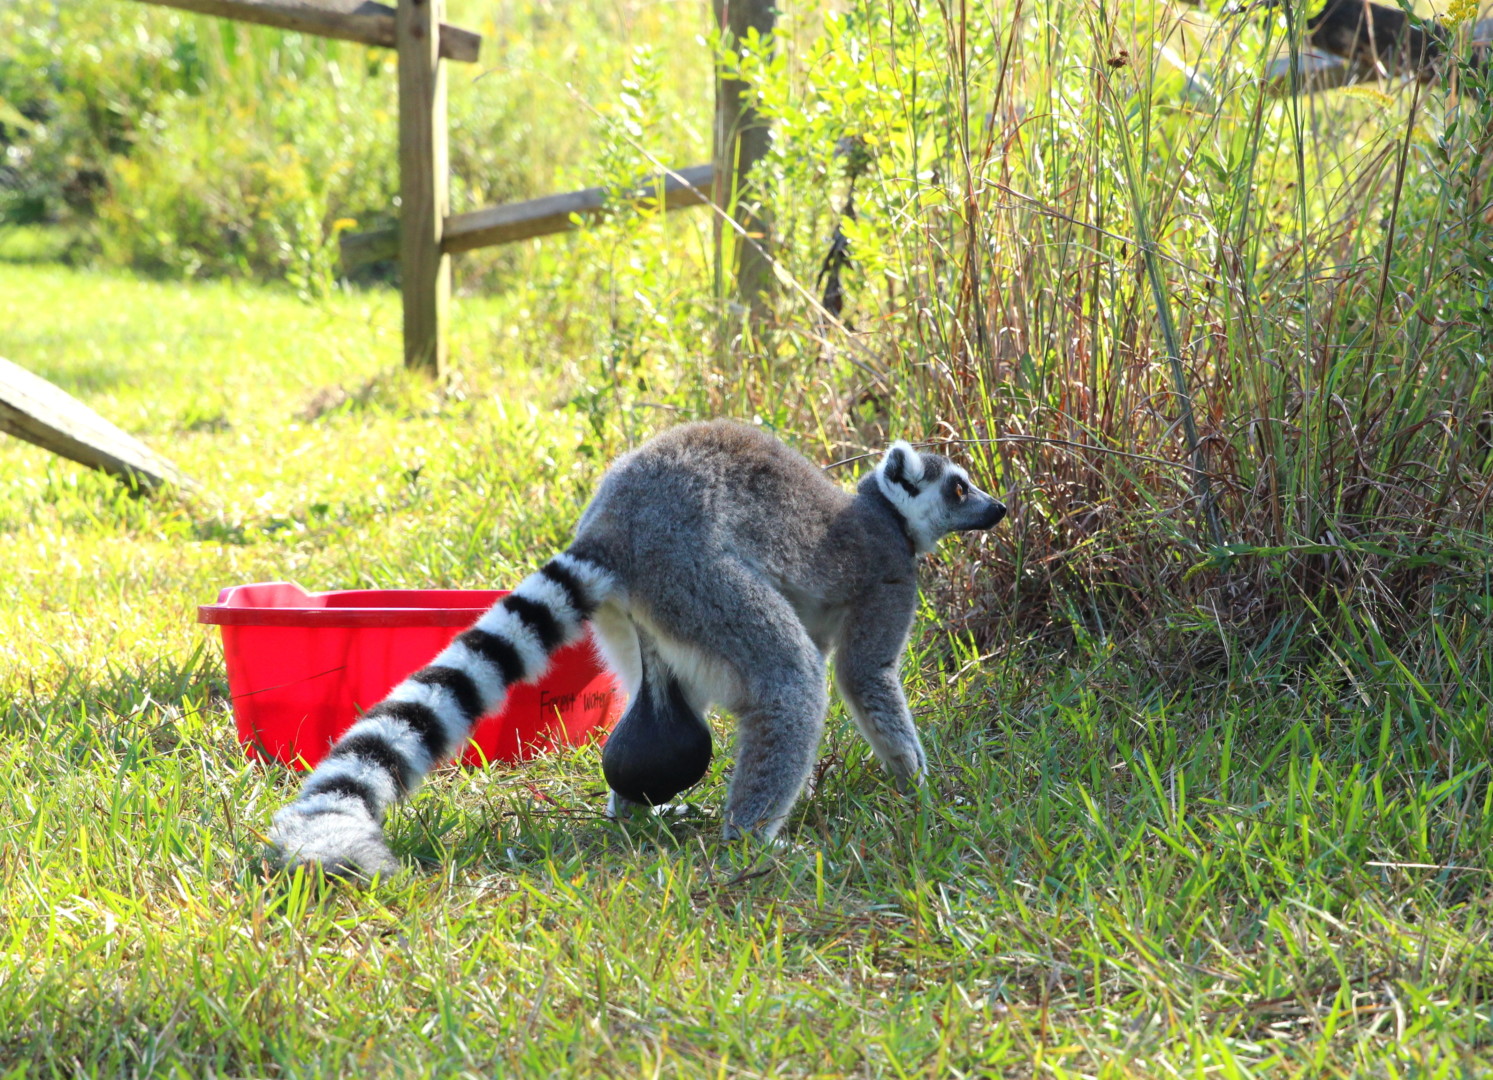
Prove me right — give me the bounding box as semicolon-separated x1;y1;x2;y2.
874;441;1006;553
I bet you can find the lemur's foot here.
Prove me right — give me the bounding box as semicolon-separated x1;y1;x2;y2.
720;819;794;849
606;789;650;820
607;791;702;822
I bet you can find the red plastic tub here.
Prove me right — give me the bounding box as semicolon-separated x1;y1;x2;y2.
198;582;621;769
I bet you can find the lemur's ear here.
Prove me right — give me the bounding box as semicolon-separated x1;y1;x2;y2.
880;441;924;489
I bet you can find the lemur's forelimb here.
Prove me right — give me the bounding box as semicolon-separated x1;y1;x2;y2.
833;579;926;791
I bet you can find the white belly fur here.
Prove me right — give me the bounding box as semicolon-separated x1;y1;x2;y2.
588;599;741;717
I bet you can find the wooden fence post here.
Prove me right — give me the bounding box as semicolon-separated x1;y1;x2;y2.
398;0;450;376
713;0;776;318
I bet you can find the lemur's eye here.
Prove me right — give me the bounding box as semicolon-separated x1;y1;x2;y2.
952;480;967;502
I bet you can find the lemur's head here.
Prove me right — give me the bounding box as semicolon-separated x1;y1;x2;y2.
875;441;1006;554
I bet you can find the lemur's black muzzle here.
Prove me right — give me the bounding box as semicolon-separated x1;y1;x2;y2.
976;499;1007;530
957;492;1005;532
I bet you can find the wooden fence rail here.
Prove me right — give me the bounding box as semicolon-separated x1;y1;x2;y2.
340;164;716;270
138;0;480;62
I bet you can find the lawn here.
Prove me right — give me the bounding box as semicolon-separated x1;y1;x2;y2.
2;262;1490;1077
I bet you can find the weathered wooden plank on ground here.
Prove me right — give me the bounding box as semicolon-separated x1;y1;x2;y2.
0;356;191;491
340;163;717;270
129;0;481;63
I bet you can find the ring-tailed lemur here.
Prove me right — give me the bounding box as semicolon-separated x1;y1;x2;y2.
268;420;1005;875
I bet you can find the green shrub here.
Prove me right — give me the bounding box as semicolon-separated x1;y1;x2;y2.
95;43;400;290
0;2;199;231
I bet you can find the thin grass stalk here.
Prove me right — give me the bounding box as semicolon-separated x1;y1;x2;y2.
1368;76;1424;365
1106;75;1224;549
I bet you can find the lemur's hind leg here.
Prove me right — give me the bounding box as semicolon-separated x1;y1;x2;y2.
589;601;643;697
589;604;648;819
593;614;713;815
641;559;828;841
723;648;827;840
605;788;650;821
589;601;641;819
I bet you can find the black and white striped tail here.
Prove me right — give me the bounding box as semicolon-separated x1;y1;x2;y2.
268;551;614;876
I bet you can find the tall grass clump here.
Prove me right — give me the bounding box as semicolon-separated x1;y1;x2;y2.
654;0;1493;697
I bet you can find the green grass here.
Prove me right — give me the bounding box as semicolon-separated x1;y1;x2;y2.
3;263;1492;1077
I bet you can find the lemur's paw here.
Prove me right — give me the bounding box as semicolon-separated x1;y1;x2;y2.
720;820;793;849
883;749;927;794
268;802;400;880
893;771;928;797
606;789;649;820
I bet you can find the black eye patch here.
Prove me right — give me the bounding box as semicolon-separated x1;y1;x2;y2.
944;476;968;500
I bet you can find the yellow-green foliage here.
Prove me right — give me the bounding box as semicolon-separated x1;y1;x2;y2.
0;0;711;289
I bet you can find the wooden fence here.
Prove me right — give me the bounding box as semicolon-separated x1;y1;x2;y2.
127;0;772;378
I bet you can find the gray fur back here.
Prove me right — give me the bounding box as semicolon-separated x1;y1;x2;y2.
573;421;916;634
